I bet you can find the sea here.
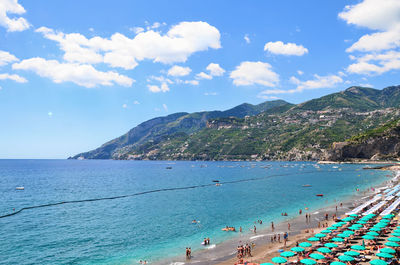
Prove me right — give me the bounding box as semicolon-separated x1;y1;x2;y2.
0;159;392;265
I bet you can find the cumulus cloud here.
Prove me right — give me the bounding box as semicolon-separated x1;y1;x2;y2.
230;61;279;87
184;80;199;85
167;65;191;76
12;57;134;88
0;50;18;66
147;82;169;93
0;0;30;32
244;34;250;44
204;92;218;96
206;63;225;76
133;100;140;104
196;71;212;80
36;21;221;70
264;41;308;56
259;74;342;95
122;103;127;108
347;50;400;75
130;26;144;34
162;103;168;111
0;72;27;83
297;70;304;75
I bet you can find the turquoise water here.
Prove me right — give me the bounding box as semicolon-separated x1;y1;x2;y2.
0;160;389;264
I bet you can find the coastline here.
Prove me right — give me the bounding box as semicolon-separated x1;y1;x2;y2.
152;168;398;265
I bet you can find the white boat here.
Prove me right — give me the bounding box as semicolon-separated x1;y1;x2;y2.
16;187;24;190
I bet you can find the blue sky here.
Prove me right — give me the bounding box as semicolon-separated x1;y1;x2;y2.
1;0;400;158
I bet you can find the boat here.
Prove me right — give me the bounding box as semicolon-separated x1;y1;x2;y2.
302;184;312;187
212;180;219;182
16;187;24;190
316;194;324;197
166;166;172;169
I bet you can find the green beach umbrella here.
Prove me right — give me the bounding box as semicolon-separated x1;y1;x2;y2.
380;219;390;223
272;257;287;264
326;226;336;230
376;252;394;259
375;223;387;228
309;253;325;260
299;242;312;248
317;247;331;254
321;230;331;233
388;237;400;242
391;232;400;237
362;235;376;240
385;242;400;247
280;251;295;257
367;213;376;217
352;224;363;228
393;229;400;233
349;214;359;217
332;223;343;227
351;245;366;251
291;247;305;252
357;220;367;224
370;227;382;232
348;226;359;230
338;255;354;262
314;233;326;238
370;259;388;265
261;263;274;265
331;262;346;265
380;248;396;254
307;237;319;242
367;231;379;236
342;217;354;222
337;233;350;238
332;237;344;242
324;243;338;248
383;214;394;219
343;230;355;235
343;251;360;257
300;259;316;265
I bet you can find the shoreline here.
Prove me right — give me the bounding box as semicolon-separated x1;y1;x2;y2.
151;168;399;265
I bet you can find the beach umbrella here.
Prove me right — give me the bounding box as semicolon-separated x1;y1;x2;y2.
349;214;359;217
391;232;400;237
320;230;331;233
388;237;400;242
300;258;316;265
280;251;295;257
393;229;400;233
337;233;350;238
291;247;305;253
261;263;274;265
331;262;346;265
351;245;365;251
343;251;360;257
317;247;331;253
367;231;379;236
343;230;355;235
332;237;344;242
342;217;354;222
382;214;394;219
348;226;359;231
352;224;363;228
326;226;336;230
272;257;287;264
375;223;387;228
367;213;376;217
307;237;319;242
338;255;354;262
370;227;381;232
380;248;396;254
357;220;367;224
324;243;338;248
314;233;326;238
309;253;325;260
385;242;400;247
376;252;394;259
380;219;390;223
370;259;388;265
362;235;376;240
299;242;312;248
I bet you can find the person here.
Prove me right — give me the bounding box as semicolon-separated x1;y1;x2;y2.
299;209;302;215
283;232;288;246
278;234;281;243
207;237;210;245
288;223;291;230
188;248;191;259
296;241;299;247
271;221;274;231
254;225;256;233
240;226;242;233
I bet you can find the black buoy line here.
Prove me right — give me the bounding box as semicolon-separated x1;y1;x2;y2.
0;168;353;219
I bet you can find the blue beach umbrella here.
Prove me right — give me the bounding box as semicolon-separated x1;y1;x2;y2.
343;230;355;235
362;235;376;240
380;248;396;254
307;237;319;242
331;262;346;265
344;251;360;257
317;247;331;253
367;231;379;236
332;237;344;242
338;255;354;262
324;243;338;248
370;259;387;265
370;227;381;232
351;245;365;251
342;217;354;222
352;224;363;228
299;242;312;248
272;257;287;264
326;226;336;230
321;230;331;233
349;214;359;217
300;258;316;265
376;252;394;259
261;263;274;265
309;253;325;260
388;237;400;242
391;232;400;237
337;233;350;238
385;242;400;247
280;251;295;257
314;233;326;238
291;247;305;252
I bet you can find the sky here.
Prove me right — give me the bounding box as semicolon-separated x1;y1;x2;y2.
1;0;400;158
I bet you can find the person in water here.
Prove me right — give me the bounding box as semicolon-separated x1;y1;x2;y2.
254;225;256;233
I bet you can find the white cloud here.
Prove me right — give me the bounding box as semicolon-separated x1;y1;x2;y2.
196;71;212;80
0;0;30;32
48;111;53;117
133;100;140;104
36;21;221;70
360;83;373;87
204;92;218;96
167;65;191;76
297;70;304;75
244;34;250;44
257;94;280;100
184;80;199;85
347;50;400;75
0;50;18;66
259;74;342;95
130;27;144;34
122;104;127;108
264;41;308;56
147;82;169;93
148;75;173;84
162;103;168;111
12;57;134;88
206;63;225;76
0;73;27;83
230;61;279;87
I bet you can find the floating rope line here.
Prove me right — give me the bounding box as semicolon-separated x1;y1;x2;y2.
0;168;356;219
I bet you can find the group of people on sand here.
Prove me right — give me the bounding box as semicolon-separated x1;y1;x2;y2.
185;247;192;259
203;237;210;245
236;243;253;261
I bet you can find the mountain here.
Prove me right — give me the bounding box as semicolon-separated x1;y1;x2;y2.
70;100;291;159
327;119;400;161
71;86;400;161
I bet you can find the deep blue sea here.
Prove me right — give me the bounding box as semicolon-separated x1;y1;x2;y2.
0;160;390;264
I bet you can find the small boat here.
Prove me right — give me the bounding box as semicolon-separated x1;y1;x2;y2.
302;184;312;187
212;180;220;182
316;194;324;197
166;166;172;169
16;187;24;190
